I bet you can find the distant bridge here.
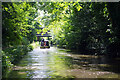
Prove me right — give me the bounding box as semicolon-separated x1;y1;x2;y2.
36;33;51;37
36;32;52;41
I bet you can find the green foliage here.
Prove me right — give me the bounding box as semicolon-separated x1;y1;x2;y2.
2;2;38;47
27;44;34;51
2;51;13;69
2;44;33;76
2;45;33;64
2;2;38;74
106;2;120;56
38;2;120;56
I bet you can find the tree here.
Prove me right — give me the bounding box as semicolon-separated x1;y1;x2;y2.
2;2;38;48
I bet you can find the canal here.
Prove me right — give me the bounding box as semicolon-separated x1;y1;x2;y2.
3;47;120;79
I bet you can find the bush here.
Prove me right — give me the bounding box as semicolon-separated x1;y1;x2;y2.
27;45;33;51
2;51;13;75
2;44;33;72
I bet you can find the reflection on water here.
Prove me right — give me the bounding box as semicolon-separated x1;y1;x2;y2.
3;47;120;79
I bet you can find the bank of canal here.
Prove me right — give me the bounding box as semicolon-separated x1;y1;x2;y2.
3;47;120;79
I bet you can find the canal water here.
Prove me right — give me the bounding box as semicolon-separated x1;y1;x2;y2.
3;47;120;79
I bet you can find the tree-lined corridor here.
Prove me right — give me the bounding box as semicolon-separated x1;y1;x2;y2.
2;2;120;79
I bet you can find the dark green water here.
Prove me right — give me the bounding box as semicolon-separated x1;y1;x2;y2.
3;47;120;79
